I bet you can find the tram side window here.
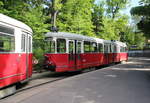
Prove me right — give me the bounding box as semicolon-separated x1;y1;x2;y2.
114;45;117;53
77;42;81;53
45;41;55;53
110;45;112;53
0;26;15;52
69;41;74;54
110;45;114;53
29;36;32;52
57;39;66;53
125;47;128;52
21;34;26;52
91;42;97;52
120;46;123;52
45;37;55;53
120;46;126;52
104;44;109;53
84;41;90;53
98;43;103;53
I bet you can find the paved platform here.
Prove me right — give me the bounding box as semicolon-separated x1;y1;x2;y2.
1;57;150;103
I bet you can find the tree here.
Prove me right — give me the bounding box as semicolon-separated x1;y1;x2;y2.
44;0;67;31
57;0;95;36
131;0;150;38
0;0;50;39
92;2;105;36
0;0;51;69
105;0;129;19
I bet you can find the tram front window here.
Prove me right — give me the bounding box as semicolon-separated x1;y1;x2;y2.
45;37;55;53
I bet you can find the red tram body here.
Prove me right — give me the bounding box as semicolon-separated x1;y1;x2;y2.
44;32;128;72
0;14;33;90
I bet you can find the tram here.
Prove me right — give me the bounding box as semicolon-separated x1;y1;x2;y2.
44;32;128;72
0;14;33;97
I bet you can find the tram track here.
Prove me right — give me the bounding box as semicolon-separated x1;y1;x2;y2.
1;66;114;100
17;76;67;93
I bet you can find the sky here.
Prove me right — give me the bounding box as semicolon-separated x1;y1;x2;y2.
122;0;140;16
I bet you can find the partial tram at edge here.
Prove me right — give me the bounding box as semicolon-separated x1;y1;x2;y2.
0;14;33;97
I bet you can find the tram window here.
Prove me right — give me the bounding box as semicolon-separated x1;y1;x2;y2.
120;46;123;52
98;43;103;53
84;41;90;53
29;36;32;52
125;47;128;52
0;25;15;52
77;42;81;53
110;45;114;53
114;45;117;53
104;44;109;53
45;39;55;53
123;47;126;52
0;25;14;35
21;34;26;52
120;47;121;52
57;39;66;53
0;34;15;52
69;41;74;54
120;46;125;52
91;42;97;52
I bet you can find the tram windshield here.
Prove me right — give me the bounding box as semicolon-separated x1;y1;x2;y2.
0;25;15;52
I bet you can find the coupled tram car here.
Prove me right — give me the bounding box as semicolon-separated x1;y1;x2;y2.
44;32;128;72
0;14;32;98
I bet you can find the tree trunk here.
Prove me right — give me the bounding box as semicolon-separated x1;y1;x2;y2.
51;0;58;32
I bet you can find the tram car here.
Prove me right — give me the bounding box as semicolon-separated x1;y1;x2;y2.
0;14;33;97
44;32;128;72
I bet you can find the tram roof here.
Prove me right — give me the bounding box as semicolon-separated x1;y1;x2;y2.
113;41;127;47
45;32;100;42
45;32;126;46
0;13;32;33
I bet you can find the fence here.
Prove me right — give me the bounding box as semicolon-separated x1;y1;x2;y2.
128;50;150;57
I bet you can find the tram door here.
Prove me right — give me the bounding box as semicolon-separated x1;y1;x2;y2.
27;35;32;77
76;41;82;69
104;44;109;64
68;40;82;70
68;40;76;70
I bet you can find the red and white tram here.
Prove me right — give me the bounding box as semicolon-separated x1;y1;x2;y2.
44;32;128;72
0;14;32;97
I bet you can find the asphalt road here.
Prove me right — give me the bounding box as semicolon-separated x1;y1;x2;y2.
1;57;150;103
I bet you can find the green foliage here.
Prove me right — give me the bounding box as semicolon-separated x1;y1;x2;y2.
134;33;146;49
105;0;129;18
0;0;50;39
22;7;50;39
131;0;150;38
92;2;105;36
57;0;95;36
131;5;150;16
123;27;146;49
0;0;50;69
96;15;129;40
